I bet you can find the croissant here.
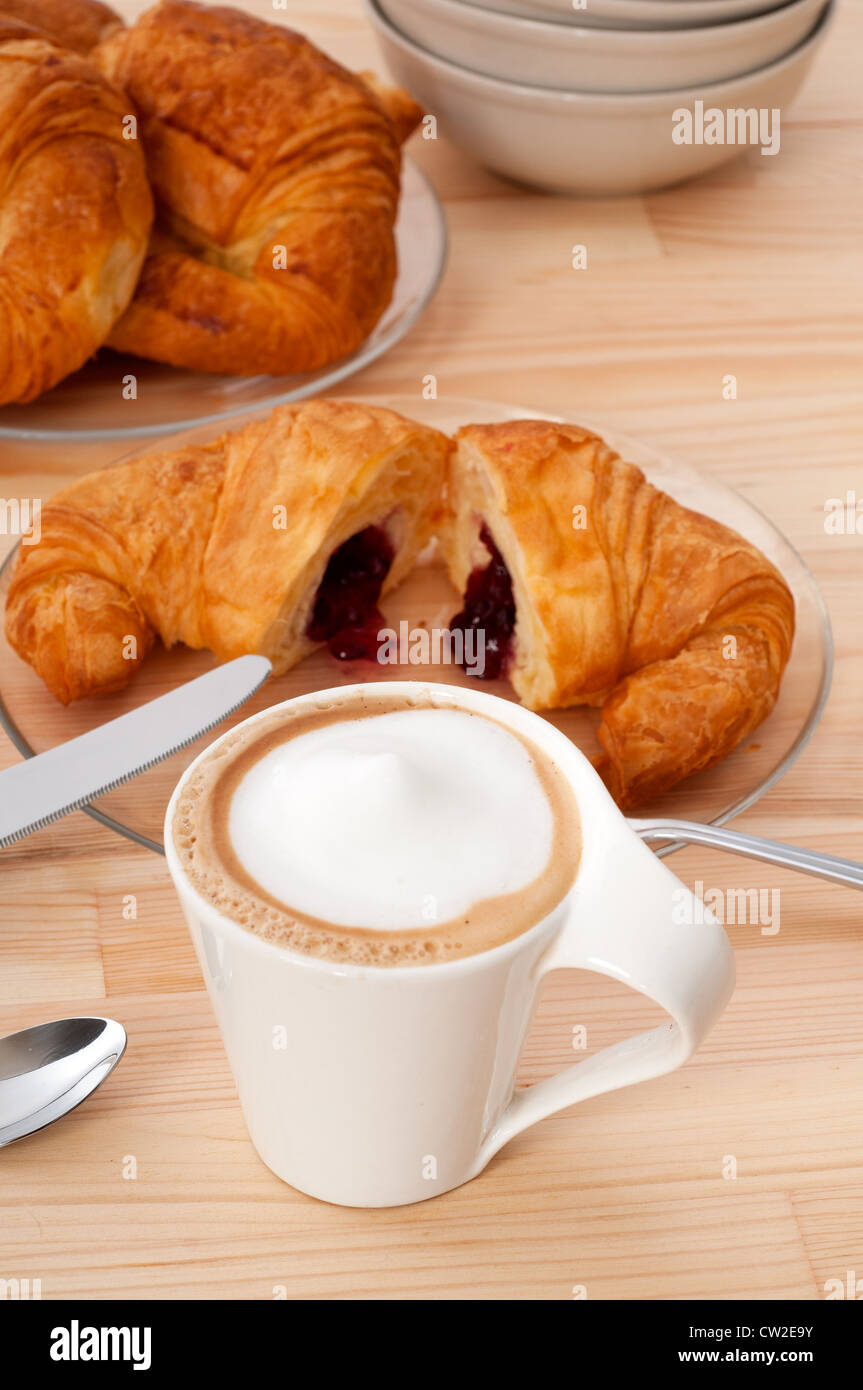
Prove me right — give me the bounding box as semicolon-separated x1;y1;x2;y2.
0;0;121;53
92;1;423;377
0;19;153;405
441;420;795;808
4;400;450;704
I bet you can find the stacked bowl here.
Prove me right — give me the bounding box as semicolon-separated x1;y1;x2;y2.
365;0;835;194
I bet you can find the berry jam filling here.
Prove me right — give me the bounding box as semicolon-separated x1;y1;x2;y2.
449;523;516;680
306;525;394;663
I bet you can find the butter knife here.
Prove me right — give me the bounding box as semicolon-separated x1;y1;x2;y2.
0;655;272;848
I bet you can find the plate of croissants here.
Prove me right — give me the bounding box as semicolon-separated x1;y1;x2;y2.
0;0;445;438
0;394;832;851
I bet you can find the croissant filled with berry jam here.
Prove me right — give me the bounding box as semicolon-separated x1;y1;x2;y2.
441;420;794;809
4;405;794;810
3;400;450;703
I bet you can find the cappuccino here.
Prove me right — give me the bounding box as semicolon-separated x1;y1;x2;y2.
172;690;580;966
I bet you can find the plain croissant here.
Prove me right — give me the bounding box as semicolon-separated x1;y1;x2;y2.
0;17;153;405
0;0;121;54
92;0;422;377
4;400;450;704
441;420;795;808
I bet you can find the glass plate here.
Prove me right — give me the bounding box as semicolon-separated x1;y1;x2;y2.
0;161;446;441
0;396;832;854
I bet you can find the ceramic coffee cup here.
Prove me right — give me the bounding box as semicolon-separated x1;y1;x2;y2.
164;681;734;1208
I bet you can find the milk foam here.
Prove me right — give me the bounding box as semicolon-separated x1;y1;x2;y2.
226;709;554;930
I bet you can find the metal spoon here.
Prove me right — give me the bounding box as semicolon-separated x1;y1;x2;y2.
631;818;863;891
0;1017;126;1147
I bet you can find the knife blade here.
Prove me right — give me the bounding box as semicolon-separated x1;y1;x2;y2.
0;655;272;848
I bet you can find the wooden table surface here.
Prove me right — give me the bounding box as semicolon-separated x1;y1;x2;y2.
1;0;862;1301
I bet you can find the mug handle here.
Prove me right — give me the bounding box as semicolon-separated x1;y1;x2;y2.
471;827;735;1174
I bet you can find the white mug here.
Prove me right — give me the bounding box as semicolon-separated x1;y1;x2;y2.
164;681;734;1208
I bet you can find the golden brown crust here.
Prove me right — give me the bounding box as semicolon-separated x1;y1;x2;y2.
441;419;795;808
0;21;153;405
0;0;121;53
359;68;424;144
4;400;450;702
93;1;422;377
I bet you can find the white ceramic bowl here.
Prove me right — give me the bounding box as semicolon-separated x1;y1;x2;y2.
380;0;828;93
366;0;833;194
460;0;793;27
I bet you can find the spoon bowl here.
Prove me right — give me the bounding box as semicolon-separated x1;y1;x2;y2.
0;1017;126;1147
